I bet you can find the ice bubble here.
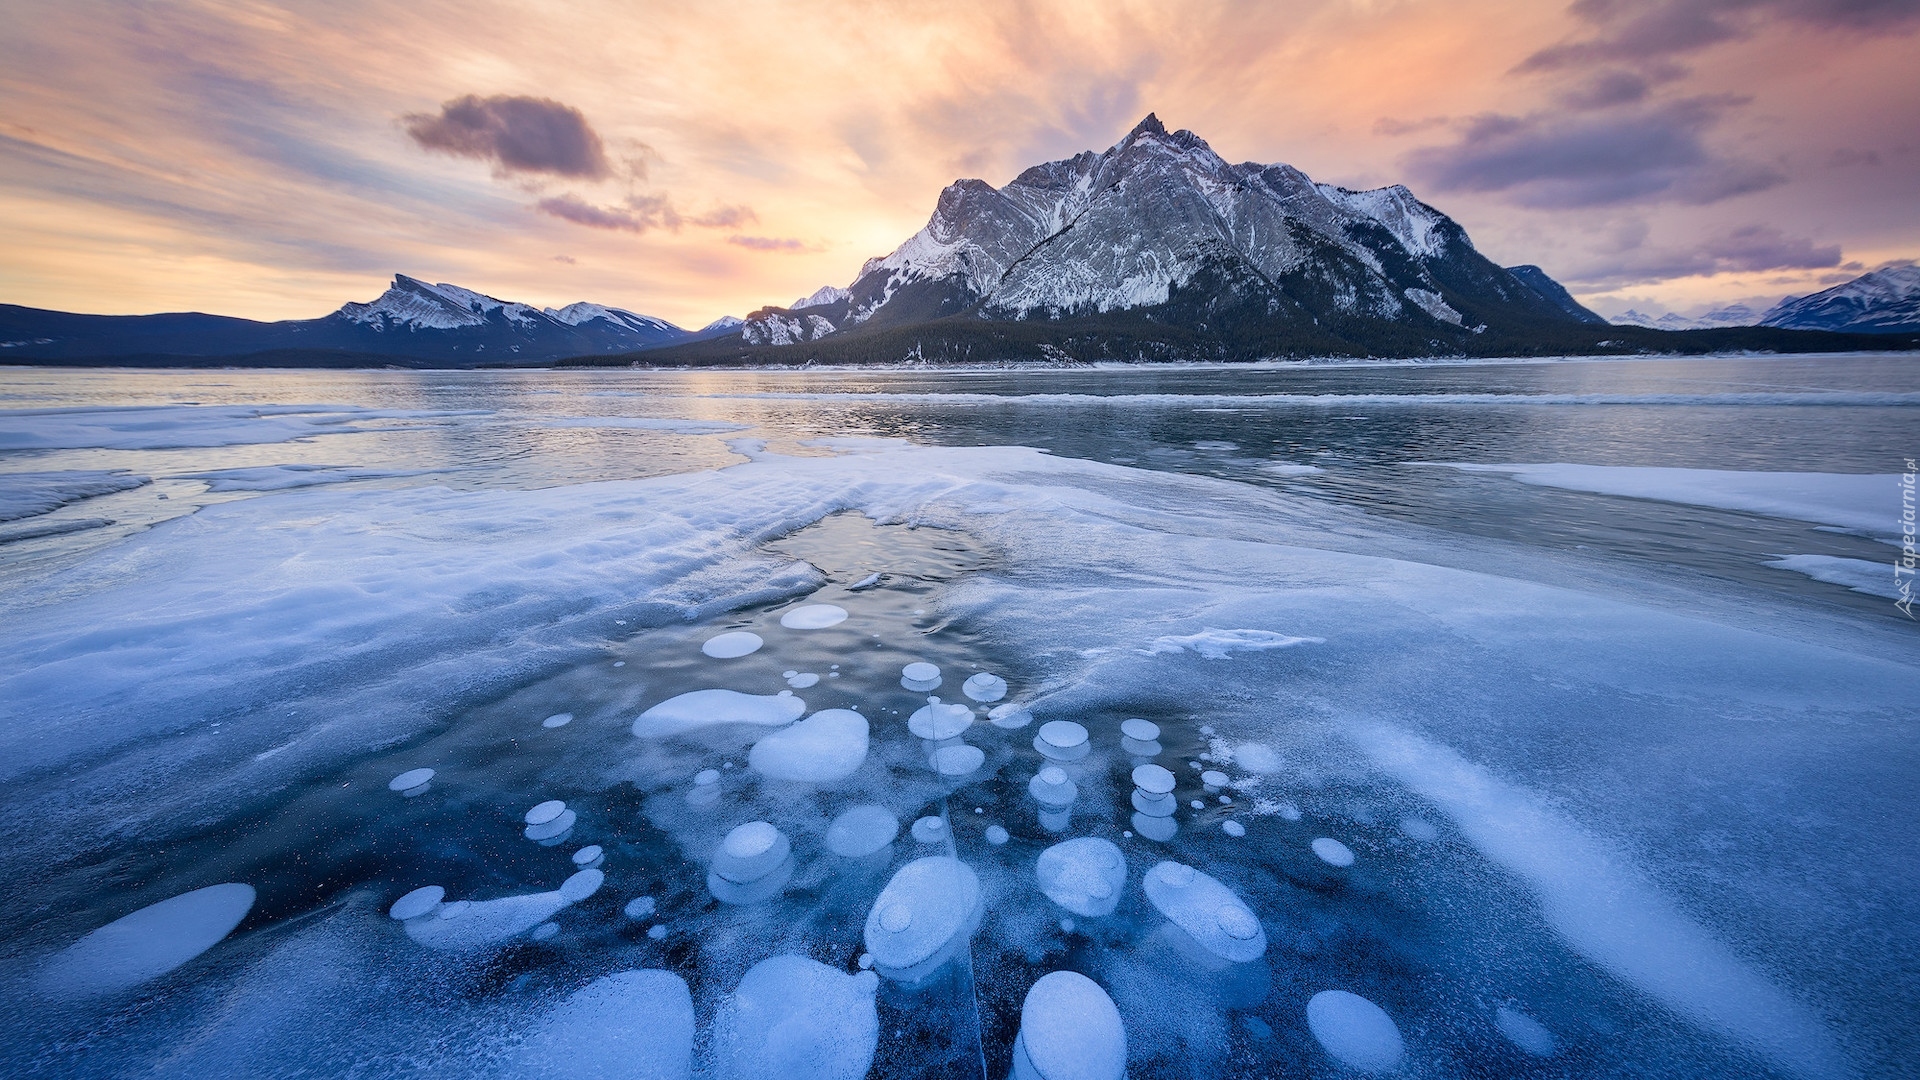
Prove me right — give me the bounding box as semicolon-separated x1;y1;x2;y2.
1222;820;1246;837
1244;1015;1273;1040
908;701;973;740
526;800;567;826
988;702;1035;729
390;886;446;921
526;809;577;842
403;874;599;953
1399;816;1438;841
1120;737;1163;759
1189;800;1205;810
505;969;693;1080
1131;790;1176;817
986;825;1010;845
714;955;879;1080
1034;720;1090;761
780;603;848;629
1131;764;1176;794
857;953;873;969
1143;861;1266;963
1035;837;1127;917
1306;990;1404;1072
1120;718;1160;741
623;896;657;921
1059;918;1074;933
783;670;798;678
1028;766;1078;809
389;768;435;792
1234;742;1284;773
530;922;559;941
712;822;791;883
750;708;869;783
1009;970;1127;1080
1312;838;1356;868
1199;725;1215;736
930;743;986;776
962;672;1008;702
702;630;764;658
1495;1005;1557;1057
634;689;806;738
910;815;947;843
1201;770;1230;789
572;845;604;867
647;924;667;940
1278;802;1302;821
1131;813;1178;842
786;672;820;688
695;769;721;785
827;805;900;857
863;857;983;982
542;712;573;729
900;661;941;690
613;661;625;667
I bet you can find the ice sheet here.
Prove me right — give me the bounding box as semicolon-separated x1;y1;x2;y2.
0;470;148;522
1439;463;1900;535
0;404;490;451
173;464;442;491
1765;554;1904;600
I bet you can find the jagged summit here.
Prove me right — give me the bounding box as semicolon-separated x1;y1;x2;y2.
740;114;1581;352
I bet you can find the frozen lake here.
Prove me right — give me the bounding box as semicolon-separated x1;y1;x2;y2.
0;354;1914;1078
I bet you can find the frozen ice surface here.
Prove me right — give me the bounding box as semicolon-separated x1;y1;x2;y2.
826;805;899;857
779;603;848;629
702;631;764;658
542;712;573;728
713;955;878;1080
176;464;439;492
1766;554;1903;599
1035;837;1127;917
1142;627;1323;659
1399;816;1438;841
633;689;806;738
1495;1004;1557;1057
0;470;147;522
506;969;694;1080
388;885;444;921
1313;837;1356;867
1440;463;1900;535
988;702;1035;728
1010;970;1127;1080
1306;990;1405;1072
387;767;433;791
749;708;868;782
1232;742;1284;773
961;671;1008;702
908;700;973;740
40;882;256;996
0;403;488;451
1142;861;1266;963
863;856;983;982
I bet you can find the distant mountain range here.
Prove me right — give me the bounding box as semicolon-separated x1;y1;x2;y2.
3;117;1915;366
1759;266;1920;334
0;275;736;364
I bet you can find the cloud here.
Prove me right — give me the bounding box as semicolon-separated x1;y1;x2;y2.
1521;0;1920;71
1373;115;1450;137
552;254;576;264
536;193;675;232
1557;69;1656;109
726;235;811;251
1405;98;1782;207
405;94;611;179
690;205;759;228
1561;223;1843;288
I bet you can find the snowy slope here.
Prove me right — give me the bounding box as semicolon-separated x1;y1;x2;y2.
1761;266;1920;333
1610;304;1760;331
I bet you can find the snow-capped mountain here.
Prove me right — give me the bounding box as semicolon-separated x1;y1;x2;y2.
738;114;1586;354
0;275;702;363
1610;303;1760;331
1505;265;1606;324
1761;266;1920;334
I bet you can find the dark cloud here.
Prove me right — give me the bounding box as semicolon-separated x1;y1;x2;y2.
1558;69;1655;109
536;193;677;232
726;235;809;251
690;205;759;228
1405;99;1781;207
1522;0;1920;71
405;94;611;179
1562;223;1842;287
1373;115;1450;137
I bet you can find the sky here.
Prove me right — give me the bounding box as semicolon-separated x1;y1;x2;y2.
1;0;1916;328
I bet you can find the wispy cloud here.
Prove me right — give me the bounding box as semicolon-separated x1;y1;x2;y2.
726;235;812;252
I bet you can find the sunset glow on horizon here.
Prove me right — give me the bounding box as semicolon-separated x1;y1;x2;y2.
2;0;1916;328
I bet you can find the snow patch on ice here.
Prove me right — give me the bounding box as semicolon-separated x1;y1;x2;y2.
1440;463;1900;536
1142;628;1323;659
